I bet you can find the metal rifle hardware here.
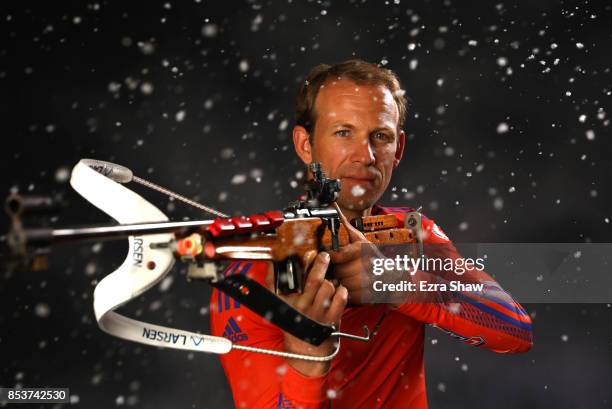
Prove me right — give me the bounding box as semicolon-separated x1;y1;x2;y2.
275;164;342;293
306;162;341;206
3;193;69;271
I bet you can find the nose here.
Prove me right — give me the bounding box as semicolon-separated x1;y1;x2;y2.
349;137;375;165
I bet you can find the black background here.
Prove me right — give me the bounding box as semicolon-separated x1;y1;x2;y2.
1;0;611;408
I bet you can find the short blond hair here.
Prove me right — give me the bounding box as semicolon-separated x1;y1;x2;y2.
295;59;407;135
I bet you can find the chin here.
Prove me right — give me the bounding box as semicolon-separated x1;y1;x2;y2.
337;194;377;213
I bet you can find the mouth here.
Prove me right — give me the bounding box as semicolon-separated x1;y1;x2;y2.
341;174;377;183
342;177;374;183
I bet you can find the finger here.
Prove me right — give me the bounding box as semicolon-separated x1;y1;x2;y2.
332;262;361;282
297;252;330;309
326;285;348;325
278;292;301;307
329;241;362;264
334;275;362;292
301;249;318;272
340;282;362;294
312;279;335;311
335;277;363;295
334;203;367;242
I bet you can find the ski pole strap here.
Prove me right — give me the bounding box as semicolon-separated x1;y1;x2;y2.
70;160;233;354
210;274;335;345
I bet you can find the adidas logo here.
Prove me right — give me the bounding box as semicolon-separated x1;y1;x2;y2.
222;317;248;343
276;393;295;409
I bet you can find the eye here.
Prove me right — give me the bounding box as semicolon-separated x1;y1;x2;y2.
373;131;390;141
335;129;351;137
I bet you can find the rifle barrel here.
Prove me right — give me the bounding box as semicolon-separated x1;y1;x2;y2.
22;220;215;245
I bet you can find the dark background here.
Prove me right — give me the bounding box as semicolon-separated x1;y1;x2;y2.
1;0;611;408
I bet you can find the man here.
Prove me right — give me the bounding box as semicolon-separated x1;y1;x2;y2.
210;59;533;408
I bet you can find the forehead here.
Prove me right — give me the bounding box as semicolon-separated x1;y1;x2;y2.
314;79;399;125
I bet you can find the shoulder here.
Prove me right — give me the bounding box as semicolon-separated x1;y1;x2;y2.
373;204;451;244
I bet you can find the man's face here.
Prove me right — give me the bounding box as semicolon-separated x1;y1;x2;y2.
293;79;405;214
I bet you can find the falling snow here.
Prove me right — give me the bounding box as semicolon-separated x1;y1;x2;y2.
496;122;509;134
231;174;247;184
351;184;366;197
175;110;186;122
3;2;612;407
34;303;51;318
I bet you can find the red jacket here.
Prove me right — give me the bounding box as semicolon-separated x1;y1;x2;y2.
210;205;533;408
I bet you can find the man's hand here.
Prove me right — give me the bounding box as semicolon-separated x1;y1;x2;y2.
329;204;374;305
277;252;348;377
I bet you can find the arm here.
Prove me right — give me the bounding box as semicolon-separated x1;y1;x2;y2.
393;238;533;353
395;218;532;353
330;210;533;353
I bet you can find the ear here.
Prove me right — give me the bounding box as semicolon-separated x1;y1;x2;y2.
393;130;405;168
292;125;313;165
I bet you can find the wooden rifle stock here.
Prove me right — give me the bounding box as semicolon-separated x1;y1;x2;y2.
188;214;418;294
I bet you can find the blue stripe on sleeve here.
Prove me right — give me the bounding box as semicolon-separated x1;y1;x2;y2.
454;292;532;331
